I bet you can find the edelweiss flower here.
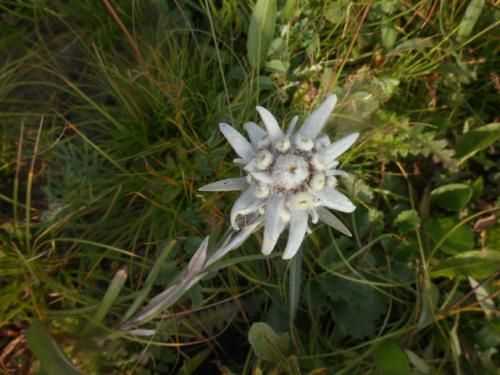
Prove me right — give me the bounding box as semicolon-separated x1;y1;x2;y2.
200;95;358;260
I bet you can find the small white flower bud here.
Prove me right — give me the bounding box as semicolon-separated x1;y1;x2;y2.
288;192;315;210
275;137;291;152
258;207;265;215
310;173;326;191
255;150;273;170
294;134;313;151
246;174;254;184
326;176;338;188
255;184;270;198
311;154;326;171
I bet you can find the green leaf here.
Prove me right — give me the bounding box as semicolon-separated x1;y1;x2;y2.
248;322;291;363
455;123;500;164
320;276;387;338
374;340;411;375
430;250;500;279
247;0;277;69
431;183;472;211
265;59;289;73
475;319;500;350
26;320;81;375
381;19;398;49
425;217;474;254
282;0;297;21
288;249;302;322
180;348;211;375
394;209;420;234
486;225;500;250
90;268;127;328
457;0;486;42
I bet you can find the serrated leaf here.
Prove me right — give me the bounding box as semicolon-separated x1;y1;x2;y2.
26;320;81;375
247;0;277;69
248;322;290;363
320;276;387;338
425;217;474;255
456;123;500;164
394;209;420;234
475;319;500;349
430;250;500;279
431;183;472;211
374;340;411;375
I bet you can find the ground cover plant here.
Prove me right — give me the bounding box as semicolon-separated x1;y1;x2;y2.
1;0;499;374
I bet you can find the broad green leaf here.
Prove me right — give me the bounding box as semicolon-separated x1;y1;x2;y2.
247;0;277;69
456;123;500;164
374;340;411;375
381;19;397;49
248;322;290;363
486;225;500;250
26;320;81;375
320;276;387;339
457;0;486;42
324;2;346;25
475;319;500;349
430;250;500;279
394;209;420;234
425;217;474;254
431;183;472;211
265;59;289;73
282;0;297;21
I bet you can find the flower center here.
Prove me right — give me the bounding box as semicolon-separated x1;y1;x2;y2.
272;154;309;190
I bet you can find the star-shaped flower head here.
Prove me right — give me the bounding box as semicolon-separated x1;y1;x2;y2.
200;95;359;260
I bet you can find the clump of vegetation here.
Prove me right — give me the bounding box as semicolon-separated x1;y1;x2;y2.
1;1;499;374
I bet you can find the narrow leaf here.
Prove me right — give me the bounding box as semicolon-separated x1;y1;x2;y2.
26;320;81;375
123;241;176;321
247;0;277;69
288;249;303;322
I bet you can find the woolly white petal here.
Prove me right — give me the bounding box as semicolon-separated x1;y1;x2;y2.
313;188;356;213
199;177;248;192
187;237;209;276
325;169;348;177
219;123;255;161
262;194;286;255
321;133;359;161
287;115;299;137
317;207;352;237
298;95;337;139
256;106;284;142
230;187;263;229
207;219;263;266
282;210;308;259
244;122;267;147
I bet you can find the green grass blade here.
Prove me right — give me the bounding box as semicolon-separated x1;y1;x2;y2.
26;320;82;375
